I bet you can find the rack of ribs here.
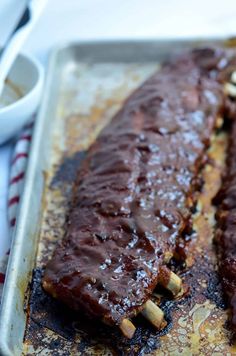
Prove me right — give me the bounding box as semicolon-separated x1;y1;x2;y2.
43;47;236;338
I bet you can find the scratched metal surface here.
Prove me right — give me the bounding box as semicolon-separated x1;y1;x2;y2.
1;39;236;356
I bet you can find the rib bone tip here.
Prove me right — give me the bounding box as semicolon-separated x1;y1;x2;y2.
231;71;236;84
224;82;236;97
141;299;164;329
119;319;136;339
159;266;182;296
216;116;223;129
42;280;57;298
167;271;182;296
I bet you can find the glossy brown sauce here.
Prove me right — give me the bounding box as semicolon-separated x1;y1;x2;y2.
43;48;236;326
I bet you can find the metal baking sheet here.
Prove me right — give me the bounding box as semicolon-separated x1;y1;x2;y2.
1;38;236;356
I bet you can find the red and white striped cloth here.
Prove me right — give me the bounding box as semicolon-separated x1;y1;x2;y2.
0;123;33;297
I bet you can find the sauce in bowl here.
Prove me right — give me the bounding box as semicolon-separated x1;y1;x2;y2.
0;79;24;108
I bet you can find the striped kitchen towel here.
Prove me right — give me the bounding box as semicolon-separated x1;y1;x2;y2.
0;123;33;297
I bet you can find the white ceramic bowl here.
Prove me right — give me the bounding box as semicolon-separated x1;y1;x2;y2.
0;52;44;144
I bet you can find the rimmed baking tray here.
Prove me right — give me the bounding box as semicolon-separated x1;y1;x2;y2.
1;38;236;356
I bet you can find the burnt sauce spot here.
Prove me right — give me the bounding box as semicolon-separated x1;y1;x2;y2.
204;268;226;309
51;151;86;188
27;269;76;341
